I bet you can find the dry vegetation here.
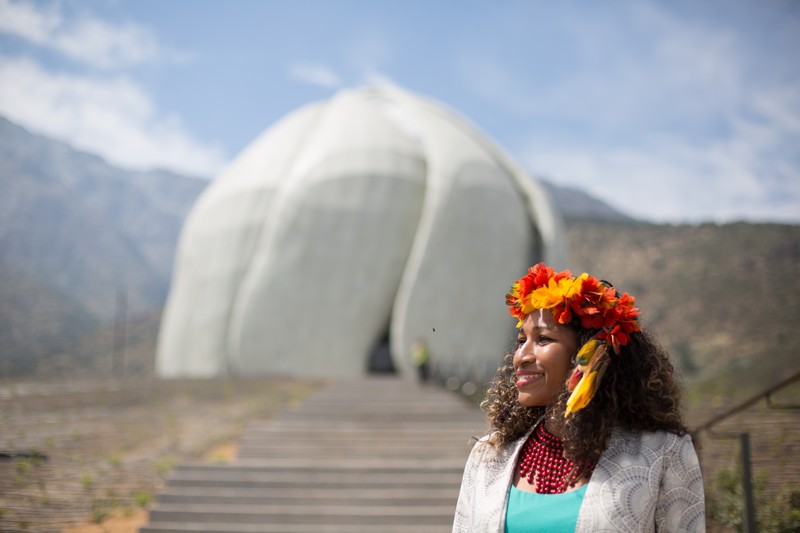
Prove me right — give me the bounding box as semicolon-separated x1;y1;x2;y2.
0;378;317;532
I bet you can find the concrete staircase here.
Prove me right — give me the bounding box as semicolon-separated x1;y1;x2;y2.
139;377;487;532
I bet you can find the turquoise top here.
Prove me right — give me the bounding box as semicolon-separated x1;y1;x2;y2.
505;483;587;533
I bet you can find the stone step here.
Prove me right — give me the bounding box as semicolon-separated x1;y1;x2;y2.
167;465;462;486
140;522;450;533
262;418;484;430
156;486;456;506
277;414;477;424
238;437;476;447
242;425;479;435
165;472;462;489
235;446;469;459
291;401;470;411
237;432;482;449
140;378;482;532
147;503;454;525
176;458;467;471
227;458;468;470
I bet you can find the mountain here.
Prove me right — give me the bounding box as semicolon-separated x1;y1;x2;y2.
540;179;633;222
0;116;207;376
563;219;800;396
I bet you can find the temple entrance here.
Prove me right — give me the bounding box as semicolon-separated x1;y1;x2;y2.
366;331;395;374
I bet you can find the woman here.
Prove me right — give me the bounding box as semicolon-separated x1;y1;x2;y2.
453;263;705;532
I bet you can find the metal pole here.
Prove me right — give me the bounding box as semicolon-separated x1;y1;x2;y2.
112;289;127;378
740;432;756;533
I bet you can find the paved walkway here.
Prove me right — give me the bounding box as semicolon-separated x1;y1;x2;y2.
139;377;487;533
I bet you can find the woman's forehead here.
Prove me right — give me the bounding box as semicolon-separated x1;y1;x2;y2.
523;309;557;329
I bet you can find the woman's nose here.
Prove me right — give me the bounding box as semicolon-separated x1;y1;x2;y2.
514;342;534;367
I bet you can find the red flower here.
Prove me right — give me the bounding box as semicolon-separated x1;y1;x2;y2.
553;304;572;324
567;368;583;391
528;262;557;287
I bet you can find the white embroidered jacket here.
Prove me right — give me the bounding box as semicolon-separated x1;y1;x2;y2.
453;427;705;532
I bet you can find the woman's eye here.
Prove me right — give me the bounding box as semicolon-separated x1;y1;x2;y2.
516;337;526;346
537;336;552;343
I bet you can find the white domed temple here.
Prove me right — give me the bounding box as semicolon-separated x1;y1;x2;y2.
156;84;564;379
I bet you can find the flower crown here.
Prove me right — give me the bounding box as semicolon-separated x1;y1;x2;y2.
505;262;641;415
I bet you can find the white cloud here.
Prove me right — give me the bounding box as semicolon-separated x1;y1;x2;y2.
0;56;227;177
0;0;59;44
524;125;800;223
288;63;341;88
0;0;172;69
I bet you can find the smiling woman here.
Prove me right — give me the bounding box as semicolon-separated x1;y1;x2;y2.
453;263;705;533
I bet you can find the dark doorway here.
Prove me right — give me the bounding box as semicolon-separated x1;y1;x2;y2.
367;331;395;374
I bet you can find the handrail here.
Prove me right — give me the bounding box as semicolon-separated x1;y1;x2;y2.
692;367;800;434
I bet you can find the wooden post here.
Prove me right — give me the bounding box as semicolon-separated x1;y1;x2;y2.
740;432;756;533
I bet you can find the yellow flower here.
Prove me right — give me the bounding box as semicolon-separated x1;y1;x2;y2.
530;284;559;309
565;370;598;415
531;273;588;310
520;293;536;315
564;273;588;298
575;338;600;366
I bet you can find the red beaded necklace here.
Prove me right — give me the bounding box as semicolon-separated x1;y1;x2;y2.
517;422;594;494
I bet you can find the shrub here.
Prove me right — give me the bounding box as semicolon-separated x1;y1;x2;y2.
708;463;800;532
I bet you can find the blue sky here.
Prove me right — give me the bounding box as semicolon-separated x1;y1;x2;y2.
1;0;798;223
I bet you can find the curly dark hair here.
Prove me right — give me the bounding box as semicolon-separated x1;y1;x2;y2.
481;323;688;469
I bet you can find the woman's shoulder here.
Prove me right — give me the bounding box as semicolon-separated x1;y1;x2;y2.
615;427;692;444
477;432;494;444
592;428;701;488
475;430;532;446
469;431;527;461
469;432;498;457
606;427;697;460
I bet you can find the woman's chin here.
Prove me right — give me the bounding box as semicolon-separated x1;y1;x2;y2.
517;391;545;408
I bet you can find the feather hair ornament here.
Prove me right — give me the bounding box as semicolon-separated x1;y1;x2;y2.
505;262;641;415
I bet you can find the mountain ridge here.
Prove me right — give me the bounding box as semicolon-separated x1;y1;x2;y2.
0;116;207;317
0;116;207;375
540;179;633;222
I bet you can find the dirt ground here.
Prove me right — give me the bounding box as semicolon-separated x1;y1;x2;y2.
0;378;316;533
62;510;147;533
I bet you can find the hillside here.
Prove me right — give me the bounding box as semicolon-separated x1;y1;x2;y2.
0;117;207;318
0;117;207;376
564;220;800;395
